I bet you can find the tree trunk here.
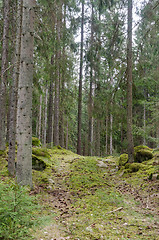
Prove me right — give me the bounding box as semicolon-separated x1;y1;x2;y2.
38;95;42;140
47;57;54;145
127;0;134;162
110;113;113;155
96;119;100;156
54;1;62;146
8;0;23;176
16;0;35;187
77;0;84;155
105;116;108;155
66;116;68;149
88;3;94;156
0;0;10;151
43;87;48;146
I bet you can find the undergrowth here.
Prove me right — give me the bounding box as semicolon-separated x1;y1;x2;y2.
0;181;40;240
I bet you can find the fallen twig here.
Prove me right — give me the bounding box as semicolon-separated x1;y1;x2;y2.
106;207;123;214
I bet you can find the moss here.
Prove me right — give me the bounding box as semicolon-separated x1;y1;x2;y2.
32;155;47;171
134;145;152;153
32;137;41;147
135;149;153;163
32;147;50;159
0;150;6;156
119;154;128;166
125;163;143;173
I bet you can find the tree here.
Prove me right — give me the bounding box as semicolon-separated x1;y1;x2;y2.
0;0;10;151
127;0;134;162
8;0;23;176
16;0;36;187
77;0;84;155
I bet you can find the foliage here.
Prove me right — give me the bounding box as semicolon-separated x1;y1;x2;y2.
0;182;39;240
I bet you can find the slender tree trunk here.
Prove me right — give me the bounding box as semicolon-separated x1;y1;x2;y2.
47;57;54;145
43;87;48;146
127;0;134;162
88;3;94;156
96;119;100;156
54;1;62;146
8;0;23;176
110;113;113;155
66;116;68;149
38;95;42;140
143;102;146;145
0;0;10;151
16;0;35;187
105;116;108;155
77;0;84;155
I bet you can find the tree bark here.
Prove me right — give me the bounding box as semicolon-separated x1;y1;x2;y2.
127;0;134;162
77;0;84;155
0;0;10;151
88;3;94;156
16;0;35;187
8;0;23;176
43;87;48;146
47;56;54;145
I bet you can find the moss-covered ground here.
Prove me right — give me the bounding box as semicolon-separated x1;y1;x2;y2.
0;146;158;239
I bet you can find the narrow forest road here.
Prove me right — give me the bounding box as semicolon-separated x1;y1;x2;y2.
33;152;159;240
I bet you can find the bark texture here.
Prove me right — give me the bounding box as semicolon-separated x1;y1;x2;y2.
127;0;134;162
77;1;84;155
8;0;23;176
0;0;10;151
16;0;35;187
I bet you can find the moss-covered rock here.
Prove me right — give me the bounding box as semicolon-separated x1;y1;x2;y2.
125;163;144;173
32;154;47;171
119;154;128;166
32;147;50;159
135;149;153;163
134;145;152;153
32;137;41;147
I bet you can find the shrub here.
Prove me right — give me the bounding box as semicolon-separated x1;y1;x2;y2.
0;182;39;239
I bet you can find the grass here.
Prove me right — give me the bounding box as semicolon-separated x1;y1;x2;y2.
0;145;158;239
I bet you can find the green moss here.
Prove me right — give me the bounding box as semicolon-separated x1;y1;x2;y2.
134;145;152;153
32;147;50;159
135;149;153;163
119;154;128;166
125;163;143;173
32;154;47;171
0;150;6;156
32;137;41;147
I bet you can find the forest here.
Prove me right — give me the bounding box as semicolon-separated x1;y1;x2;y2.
0;0;159;239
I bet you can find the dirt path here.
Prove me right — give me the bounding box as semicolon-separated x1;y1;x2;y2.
33;155;159;240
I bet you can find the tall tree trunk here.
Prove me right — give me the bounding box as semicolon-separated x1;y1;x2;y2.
96;119;100;156
38;95;42;140
105;116;108;155
47;56;54;145
66;116;68;149
143;101;146;145
88;3;94;156
77;0;84;155
16;0;35;187
43;87;48;146
127;0;134;162
8;0;23;176
0;0;10;151
110;113;113;155
54;1;62;146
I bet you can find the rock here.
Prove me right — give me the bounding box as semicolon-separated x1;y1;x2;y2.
119;154;128;166
97;161;107;168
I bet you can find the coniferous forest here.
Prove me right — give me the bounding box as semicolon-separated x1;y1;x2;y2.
0;0;159;239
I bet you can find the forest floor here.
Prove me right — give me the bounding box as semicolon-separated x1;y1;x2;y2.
0;146;159;239
31;147;159;240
